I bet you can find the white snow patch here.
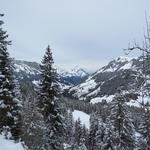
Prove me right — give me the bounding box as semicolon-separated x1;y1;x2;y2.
115;56;133;62
73;110;90;129
32;80;40;86
135;132;141;139
90;95;114;104
0;135;25;150
71;79;97;98
105;67;118;72
90;94;150;108
87;86;101;97
126;96;150;107
120;61;133;70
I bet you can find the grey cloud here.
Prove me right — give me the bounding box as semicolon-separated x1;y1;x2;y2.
1;0;150;72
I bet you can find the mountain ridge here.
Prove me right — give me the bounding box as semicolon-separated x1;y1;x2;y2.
13;59;89;88
67;56;148;107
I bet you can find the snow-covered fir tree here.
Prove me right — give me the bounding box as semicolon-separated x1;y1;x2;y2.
95;118;106;150
109;90;135;150
65;110;74;145
81;125;88;149
22;82;45;150
88;113;99;150
0;14;22;141
12;78;22;141
11;58;23;140
102;125;116;150
38;45;64;150
73;118;87;150
74;118;83;148
140;103;150;150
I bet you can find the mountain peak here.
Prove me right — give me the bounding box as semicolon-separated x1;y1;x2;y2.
70;66;89;77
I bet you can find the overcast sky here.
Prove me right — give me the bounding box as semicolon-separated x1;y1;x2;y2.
1;0;150;72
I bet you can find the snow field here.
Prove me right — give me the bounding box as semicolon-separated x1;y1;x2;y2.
0;135;25;150
73;110;90;129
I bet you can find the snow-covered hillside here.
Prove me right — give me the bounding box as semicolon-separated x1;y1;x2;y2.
0;135;25;150
68;56;148;106
90;94;150;107
14;60;40;75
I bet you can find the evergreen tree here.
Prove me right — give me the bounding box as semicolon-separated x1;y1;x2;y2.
0;14;22;141
95;118;106;150
38;45;64;150
140;103;150;150
102;124;116;150
81;125;88;149
73;119;87;150
74;118;82;146
88;113;99;150
22;82;45;150
109;90;135;150
12;78;22;141
65;110;74;144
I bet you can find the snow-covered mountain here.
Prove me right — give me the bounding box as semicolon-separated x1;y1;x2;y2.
13;60;89;88
14;60;41;82
68;56;148;106
57;66;88;78
57;66;89;86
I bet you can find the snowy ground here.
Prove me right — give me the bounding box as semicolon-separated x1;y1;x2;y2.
73;110;90;129
90;94;150;108
90;95;114;104
0;135;25;150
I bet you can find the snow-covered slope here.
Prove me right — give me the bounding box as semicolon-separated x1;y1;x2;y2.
73;110;90;129
14;60;40;75
0;135;25;150
68;56;147;106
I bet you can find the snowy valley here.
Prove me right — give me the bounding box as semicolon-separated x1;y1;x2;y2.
0;55;148;150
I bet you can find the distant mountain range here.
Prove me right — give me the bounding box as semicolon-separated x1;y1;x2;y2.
14;56;150;107
13;60;89;89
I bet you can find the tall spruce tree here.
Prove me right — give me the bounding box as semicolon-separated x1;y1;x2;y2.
140;103;150;150
65;110;74;145
0;14;22;141
88;113;99;150
109;90;135;150
38;45;64;150
95;118;106;150
74;118;82;147
74;119;87;150
22;82;45;150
